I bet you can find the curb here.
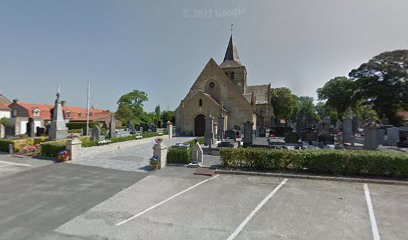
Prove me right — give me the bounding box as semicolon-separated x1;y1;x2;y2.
215;169;408;186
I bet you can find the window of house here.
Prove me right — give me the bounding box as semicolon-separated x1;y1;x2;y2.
66;111;71;118
33;109;40;117
199;99;203;107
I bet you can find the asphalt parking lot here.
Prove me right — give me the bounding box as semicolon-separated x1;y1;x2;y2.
0;155;148;240
40;167;408;240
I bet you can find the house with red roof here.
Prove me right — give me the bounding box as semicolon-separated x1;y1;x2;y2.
0;94;11;119
8;99;113;135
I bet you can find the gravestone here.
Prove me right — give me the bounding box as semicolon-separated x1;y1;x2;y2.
108;115;116;139
27;118;35;137
343;118;353;143
0;124;5;139
284;132;300;144
377;129;385;145
243;121;253;147
204;114;214;146
270;116;277;128
49;88;68;140
191;142;203;165
302;131;318;142
218;115;225;140
336;119;342;130
386;127;400;146
36;127;45;136
364;122;379;150
91;125;101;142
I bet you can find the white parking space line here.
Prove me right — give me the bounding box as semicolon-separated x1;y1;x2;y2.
364;183;381;240
226;178;288;240
116;174;220;226
0;160;31;167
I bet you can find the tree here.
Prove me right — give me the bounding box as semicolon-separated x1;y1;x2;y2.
161;110;175;124
116;90;149;125
349;50;408;124
295;96;319;122
315;102;338;123
154;105;161;118
270;87;298;121
317;76;355;119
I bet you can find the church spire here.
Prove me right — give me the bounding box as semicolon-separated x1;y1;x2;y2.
223;33;240;63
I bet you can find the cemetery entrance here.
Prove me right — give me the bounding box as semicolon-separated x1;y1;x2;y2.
194;114;205;136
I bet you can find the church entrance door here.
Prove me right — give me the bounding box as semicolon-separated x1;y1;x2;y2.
194;114;205;136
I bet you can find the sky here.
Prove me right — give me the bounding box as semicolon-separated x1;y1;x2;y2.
1;0;407;112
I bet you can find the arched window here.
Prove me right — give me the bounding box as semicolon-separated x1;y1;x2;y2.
199;99;203;107
229;72;235;80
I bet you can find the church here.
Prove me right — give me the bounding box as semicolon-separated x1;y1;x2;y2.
175;34;274;136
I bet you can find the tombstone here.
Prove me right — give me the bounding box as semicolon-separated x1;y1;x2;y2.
364;122;379;150
36;127;45;136
270;116;277;128
343;118;353;143
218;115;225;140
302;131;318;142
386;127;400;146
284;132;300;144
323;117;331;127
108;115;116;139
0;124;5;139
377;129;385;145
191;142;204;165
204;114;214;146
127;121;135;133
167;121;173;139
49;88;68;140
139;126;144;133
243;121;253;147
27;118;35;137
91;125;101;142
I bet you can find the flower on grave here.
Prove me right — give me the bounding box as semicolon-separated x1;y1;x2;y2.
67;134;76;138
97;139;112;145
56;150;71;161
150;156;160;165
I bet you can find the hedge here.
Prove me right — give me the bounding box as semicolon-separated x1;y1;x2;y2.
167;147;190;164
66;122;96;130
221;148;408;178
41;142;66;157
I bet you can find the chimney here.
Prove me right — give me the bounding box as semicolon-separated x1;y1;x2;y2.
61;100;66;106
13;99;18;104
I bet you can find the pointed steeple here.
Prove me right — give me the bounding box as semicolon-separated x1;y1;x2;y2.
223;34;240;62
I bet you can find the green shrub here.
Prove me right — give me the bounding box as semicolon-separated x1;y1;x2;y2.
41;142;66;157
66;122;96;130
141;132;159;138
167;147;190;164
68;129;82;133
0;139;15;152
221;148;408;178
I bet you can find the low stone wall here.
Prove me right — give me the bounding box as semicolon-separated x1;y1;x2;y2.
72;135;168;160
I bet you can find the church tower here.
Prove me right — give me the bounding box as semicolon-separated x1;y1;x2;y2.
219;34;247;94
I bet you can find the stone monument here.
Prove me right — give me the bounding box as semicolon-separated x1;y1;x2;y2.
108;114;116;139
204;113;214;146
218;114;225;140
127;121;135;133
364;121;379;150
91;125;100;142
343;118;353;143
27;117;35;137
243;121;253;147
191;142;204;166
386;127;400;146
49;85;68;140
258;111;265;137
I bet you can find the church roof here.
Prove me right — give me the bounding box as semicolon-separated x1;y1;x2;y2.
202;93;229;112
220;35;243;68
247;85;270;105
243;93;253;104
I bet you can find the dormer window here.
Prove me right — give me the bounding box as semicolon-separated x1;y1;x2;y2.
78;112;82;118
66;111;71;118
33;109;41;117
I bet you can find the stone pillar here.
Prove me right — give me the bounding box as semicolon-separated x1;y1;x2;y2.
153;143;168;168
343;118;353;143
0;124;5;139
204;114;214;146
108;115;116;139
386;127;400;146
364;122;379;150
49;91;68;140
218;115;225;140
377;129;385;145
91;125;101;142
66;138;82;160
167;121;173;139
243;121;254;147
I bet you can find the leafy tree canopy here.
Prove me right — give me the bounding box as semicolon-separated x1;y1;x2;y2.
117;90;148;116
317;76;355;119
349;50;408;124
270;87;298;120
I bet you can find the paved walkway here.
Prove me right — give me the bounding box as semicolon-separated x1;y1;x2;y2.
71;137;196;172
